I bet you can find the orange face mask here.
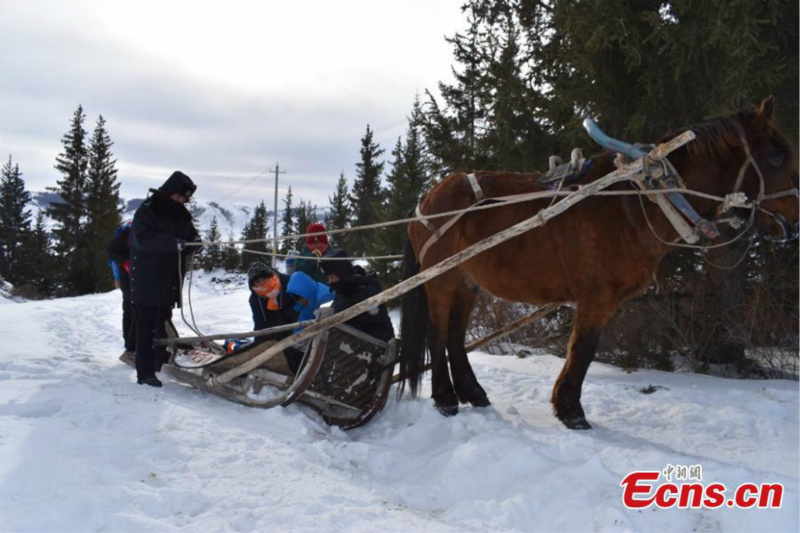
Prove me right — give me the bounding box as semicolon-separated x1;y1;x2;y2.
252;275;282;311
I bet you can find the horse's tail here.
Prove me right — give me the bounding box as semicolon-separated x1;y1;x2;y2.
398;235;428;398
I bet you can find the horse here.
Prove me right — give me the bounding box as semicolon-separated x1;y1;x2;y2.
398;97;799;429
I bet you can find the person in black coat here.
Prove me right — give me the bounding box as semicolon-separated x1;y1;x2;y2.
107;221;135;361
318;249;395;342
130;171;200;387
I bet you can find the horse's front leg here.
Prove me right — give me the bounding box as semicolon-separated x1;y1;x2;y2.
551;303;615;430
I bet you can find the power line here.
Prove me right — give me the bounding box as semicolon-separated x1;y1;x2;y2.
216;168;271;204
211;117;409;207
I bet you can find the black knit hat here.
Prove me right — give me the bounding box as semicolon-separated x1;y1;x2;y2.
319;248;356;279
247;261;275;288
159;171;197;198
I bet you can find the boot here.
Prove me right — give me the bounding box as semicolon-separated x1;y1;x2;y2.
119;351;136;367
137;376;163;388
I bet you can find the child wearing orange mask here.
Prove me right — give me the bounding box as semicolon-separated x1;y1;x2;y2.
247;262;299;344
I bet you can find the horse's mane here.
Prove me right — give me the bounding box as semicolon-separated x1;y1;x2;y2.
660;115;747;162
659;105;787;163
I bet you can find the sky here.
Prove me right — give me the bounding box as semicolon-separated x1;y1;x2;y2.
0;0;465;208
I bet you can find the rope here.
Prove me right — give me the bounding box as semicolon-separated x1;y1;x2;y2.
182;186;755;250
177;252;225;355
226;245;403;261
635;184;757;252
704;236;757;270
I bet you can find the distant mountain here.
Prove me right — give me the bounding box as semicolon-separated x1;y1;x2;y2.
26;192;319;241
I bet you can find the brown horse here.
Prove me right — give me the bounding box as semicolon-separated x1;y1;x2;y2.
399;97;798;429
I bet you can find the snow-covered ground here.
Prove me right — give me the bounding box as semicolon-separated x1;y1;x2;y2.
0;272;797;533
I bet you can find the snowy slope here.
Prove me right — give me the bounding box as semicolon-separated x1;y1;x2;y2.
0;273;797;532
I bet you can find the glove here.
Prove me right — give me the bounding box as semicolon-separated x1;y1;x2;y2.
191;235;204;255
186;233;203;254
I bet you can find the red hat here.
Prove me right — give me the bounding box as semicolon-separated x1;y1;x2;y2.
305;222;328;248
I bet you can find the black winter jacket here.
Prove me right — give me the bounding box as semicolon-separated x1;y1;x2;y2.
107;226;132;265
248;272;299;342
130;193;199;308
107;226;133;294
331;273;395;342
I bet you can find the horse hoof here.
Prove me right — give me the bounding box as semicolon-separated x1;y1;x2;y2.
436;404;459;417
469;396;491;408
562;417;592;430
457;386;490;407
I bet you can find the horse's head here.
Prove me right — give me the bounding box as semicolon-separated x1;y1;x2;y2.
668;97;799;240
730;97;799;238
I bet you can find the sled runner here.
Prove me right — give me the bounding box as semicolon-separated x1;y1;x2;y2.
159;308;398;430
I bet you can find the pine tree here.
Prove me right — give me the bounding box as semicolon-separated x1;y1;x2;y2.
349;125;385;255
241;201;270;271
374;98;433;283
280;187;295;254
202;216;223;271
424;1;555;174
326;172;353;250
423;6;492;175
84;115;122;292
541;0;799;143
19;211;55;297
295;199;317;252
48;105;90;295
0;156;32;283
222;232;241;272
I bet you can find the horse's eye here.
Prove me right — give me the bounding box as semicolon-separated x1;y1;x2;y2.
768;151;785;167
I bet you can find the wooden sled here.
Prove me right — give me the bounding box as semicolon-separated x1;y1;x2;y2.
160;312;398;430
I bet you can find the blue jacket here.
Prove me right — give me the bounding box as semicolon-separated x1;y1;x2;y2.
286;272;333;326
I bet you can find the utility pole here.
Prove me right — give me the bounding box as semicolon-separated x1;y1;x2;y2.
269;163;286;268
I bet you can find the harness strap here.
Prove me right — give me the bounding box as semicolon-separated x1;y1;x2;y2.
466;172;484;200
418;210;468;264
415;172;486;264
732;123;765;199
415;204;437;234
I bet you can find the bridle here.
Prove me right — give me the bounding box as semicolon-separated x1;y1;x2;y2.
628;119;798;250
718;122;799;240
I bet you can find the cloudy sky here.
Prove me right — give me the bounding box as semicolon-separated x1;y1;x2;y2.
0;0;464;208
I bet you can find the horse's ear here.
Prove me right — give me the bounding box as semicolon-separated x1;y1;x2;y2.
757;96;775;126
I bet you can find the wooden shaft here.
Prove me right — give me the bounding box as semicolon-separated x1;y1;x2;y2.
390;303;560;384
155;319;318;346
464;303;560;352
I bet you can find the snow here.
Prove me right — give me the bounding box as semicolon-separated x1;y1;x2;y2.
0;280;16;304
0;272;797;532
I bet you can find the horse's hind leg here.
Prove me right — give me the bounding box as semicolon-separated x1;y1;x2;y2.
551;301;617;430
427;283;460;416
447;285;489;407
